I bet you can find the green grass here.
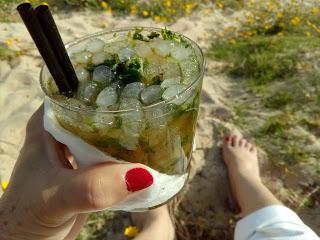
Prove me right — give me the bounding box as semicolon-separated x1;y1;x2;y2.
207;35;320;87
206;1;320;172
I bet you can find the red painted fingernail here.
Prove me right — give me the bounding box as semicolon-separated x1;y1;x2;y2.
225;136;230;142
125;168;154;192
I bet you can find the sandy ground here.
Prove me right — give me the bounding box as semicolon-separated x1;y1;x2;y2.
0;6;319;239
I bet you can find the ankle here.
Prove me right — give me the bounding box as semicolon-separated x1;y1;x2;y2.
229;170;262;184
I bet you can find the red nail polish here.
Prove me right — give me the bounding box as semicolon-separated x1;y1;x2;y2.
225;136;230;142
125;168;154;192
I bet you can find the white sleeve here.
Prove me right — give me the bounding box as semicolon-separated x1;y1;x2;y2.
235;205;320;240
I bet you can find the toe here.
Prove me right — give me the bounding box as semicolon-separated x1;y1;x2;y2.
250;145;257;153
239;138;246;147
244;141;251;149
223;135;232;148
231;135;240;147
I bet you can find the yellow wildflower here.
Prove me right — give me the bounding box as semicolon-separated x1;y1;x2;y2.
229;39;236;45
267;3;276;12
5;38;14;47
217;2;224;9
277;32;284;36
246;17;255;24
161;16;167;23
165;0;172;7
142;10;149;17
154;15;161;22
101;1;108;9
1;181;9;191
218;32;225;37
130;5;137;15
277;12;284;18
41;2;49;5
24;0;30;2
124;226;139;238
264;24;272;30
312;7;319;14
305;31;312;37
185;3;193;13
291;16;301;26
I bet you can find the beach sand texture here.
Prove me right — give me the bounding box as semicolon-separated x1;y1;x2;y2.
0;7;319;239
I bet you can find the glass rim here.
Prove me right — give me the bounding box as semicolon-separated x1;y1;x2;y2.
40;26;205;113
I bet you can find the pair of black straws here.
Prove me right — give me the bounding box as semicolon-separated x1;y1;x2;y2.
17;3;79;96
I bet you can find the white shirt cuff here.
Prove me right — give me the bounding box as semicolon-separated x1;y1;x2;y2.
235;205;319;240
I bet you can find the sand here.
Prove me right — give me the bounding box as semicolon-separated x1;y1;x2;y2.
0;6;319;239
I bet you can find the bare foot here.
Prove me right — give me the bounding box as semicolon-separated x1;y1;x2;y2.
223;135;260;181
132;205;175;240
223;135;281;216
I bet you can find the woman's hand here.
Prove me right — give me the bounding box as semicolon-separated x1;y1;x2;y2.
0;105;153;240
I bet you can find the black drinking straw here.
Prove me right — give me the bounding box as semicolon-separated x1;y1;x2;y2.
17;3;74;95
35;5;79;92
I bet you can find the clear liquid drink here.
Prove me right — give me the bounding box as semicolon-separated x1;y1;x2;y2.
40;27;205;210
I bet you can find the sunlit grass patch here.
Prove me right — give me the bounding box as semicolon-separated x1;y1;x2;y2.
206;0;320;172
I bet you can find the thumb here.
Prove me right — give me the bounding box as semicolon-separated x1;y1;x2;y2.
57;162;154;213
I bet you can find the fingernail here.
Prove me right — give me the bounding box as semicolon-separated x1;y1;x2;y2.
125;168;154;192
225;136;230;142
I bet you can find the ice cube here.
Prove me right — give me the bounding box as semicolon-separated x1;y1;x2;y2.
119;97;142;110
162;84;187;105
86;38;105;53
104;41;127;54
121;82;145;99
119;98;144;150
119;135;139;151
171;46;192;61
143;61;162;84
77;81;100;103
135;43;152;58
92;107;116;136
161;77;181;89
74;67;90;82
118;47;135;62
110;81;121;91
179;57;200;85
161;60;181;79
71;51;92;64
140;85;162;105
152;39;175;57
92;65;113;87
96;86;118;107
92;52;108;65
144;107;167;128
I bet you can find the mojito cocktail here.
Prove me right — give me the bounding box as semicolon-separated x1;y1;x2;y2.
41;27;204;209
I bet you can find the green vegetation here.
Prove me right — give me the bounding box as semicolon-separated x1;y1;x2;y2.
207;0;320;171
0;0;201;22
0;44;16;60
208;35;320;86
